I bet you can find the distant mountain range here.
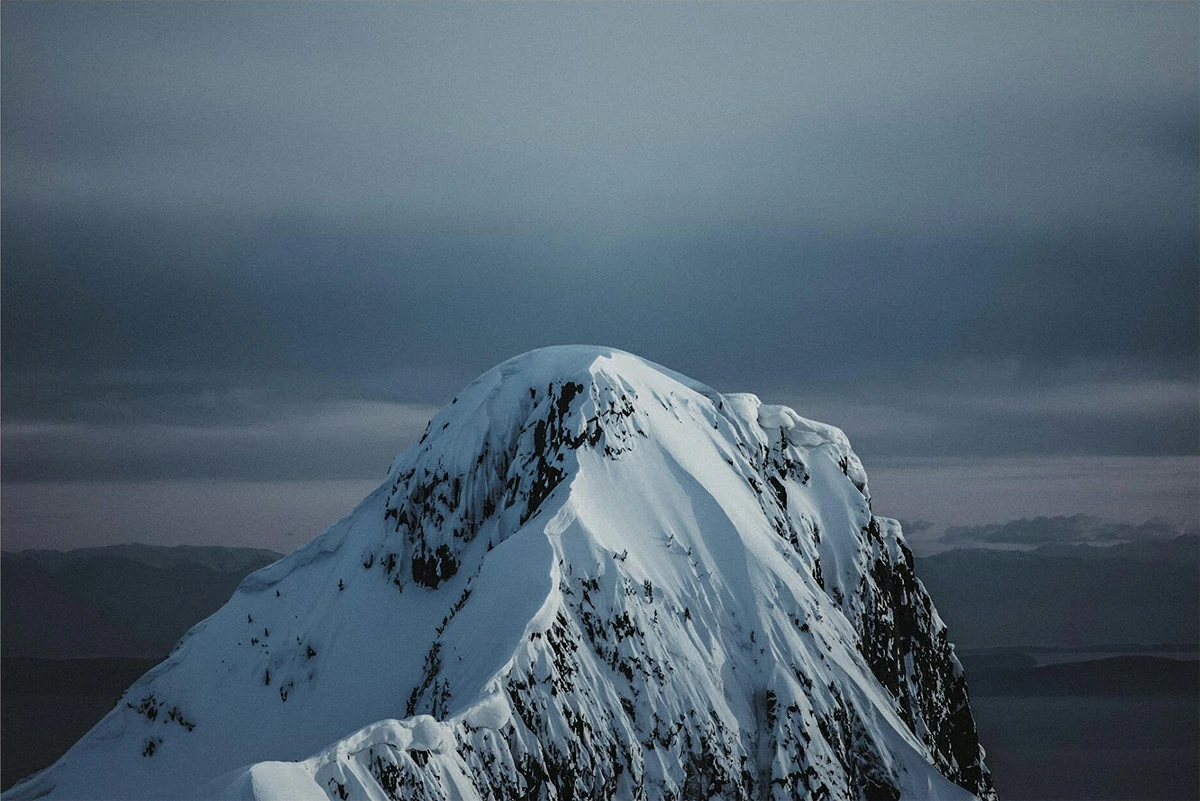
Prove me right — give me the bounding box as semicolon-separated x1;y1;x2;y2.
915;536;1199;649
1;545;280;658
963;655;1198;697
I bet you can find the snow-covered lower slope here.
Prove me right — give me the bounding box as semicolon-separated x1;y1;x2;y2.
5;347;995;801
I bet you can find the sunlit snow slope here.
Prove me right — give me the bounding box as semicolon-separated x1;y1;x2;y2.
5;346;995;801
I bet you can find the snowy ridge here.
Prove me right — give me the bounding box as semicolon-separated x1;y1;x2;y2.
5;346;994;801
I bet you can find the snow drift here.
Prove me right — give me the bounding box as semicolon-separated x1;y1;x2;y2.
5;346;995;801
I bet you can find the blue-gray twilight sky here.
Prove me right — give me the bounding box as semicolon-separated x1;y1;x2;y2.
2;2;1197;553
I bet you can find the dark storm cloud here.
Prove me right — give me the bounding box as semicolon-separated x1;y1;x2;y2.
778;368;1199;463
0;400;437;482
942;514;1199;548
2;2;1196;484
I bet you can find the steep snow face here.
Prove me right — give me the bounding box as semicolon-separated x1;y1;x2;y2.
5;346;994;801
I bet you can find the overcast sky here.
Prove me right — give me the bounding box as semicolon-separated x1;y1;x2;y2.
2;2;1196;552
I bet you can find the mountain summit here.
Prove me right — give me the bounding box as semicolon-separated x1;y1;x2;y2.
6;346;994;801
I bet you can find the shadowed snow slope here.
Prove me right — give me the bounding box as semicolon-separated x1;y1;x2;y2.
5;346;995;801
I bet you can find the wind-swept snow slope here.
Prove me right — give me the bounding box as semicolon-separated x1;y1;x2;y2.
5;347;995;801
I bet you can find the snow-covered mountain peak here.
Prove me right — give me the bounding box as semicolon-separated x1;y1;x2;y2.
6;346;994;801
371;346;869;591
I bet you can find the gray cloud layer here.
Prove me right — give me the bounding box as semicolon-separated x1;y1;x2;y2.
942;514;1200;548
2;2;1197;485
